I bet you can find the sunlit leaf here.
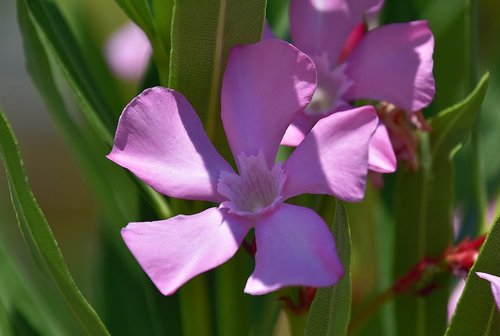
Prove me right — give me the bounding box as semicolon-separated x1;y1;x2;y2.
168;0;266;153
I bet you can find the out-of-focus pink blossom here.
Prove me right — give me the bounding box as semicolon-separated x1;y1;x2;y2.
105;22;152;81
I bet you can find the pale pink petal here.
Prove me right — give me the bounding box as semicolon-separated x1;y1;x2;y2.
108;87;233;202
263;22;277;40
290;0;381;63
221;40;316;167
122;207;252;295
105;22;152;80
281;113;316;147
344;21;435;112
448;279;465;321
369;123;396;173
282;106;378;201
244;204;343;295
476;272;500;310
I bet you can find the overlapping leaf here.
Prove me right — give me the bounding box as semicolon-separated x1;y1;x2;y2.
446;216;500;335
0;111;110;335
305;200;351;336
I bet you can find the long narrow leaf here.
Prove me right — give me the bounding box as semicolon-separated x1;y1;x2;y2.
0;111;110;336
168;0;266;149
393;73;489;335
22;0;116;144
305;200;351;336
446;216;500;335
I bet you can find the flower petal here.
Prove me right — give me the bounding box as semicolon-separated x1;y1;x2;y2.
344;21;435;112
105;22;152;80
221;39;316;167
283;106;378;201
369;123;396;173
476;272;500;310
122;207;252;295
290;0;381;63
108;87;233;202
281;113;316;147
244;204;343;295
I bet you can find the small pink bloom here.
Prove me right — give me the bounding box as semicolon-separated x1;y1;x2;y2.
105;22;152;80
280;0;436;173
476;272;500;310
108;40;379;295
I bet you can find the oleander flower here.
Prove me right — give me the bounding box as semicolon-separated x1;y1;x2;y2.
279;0;435;173
105;22;152;80
476;272;500;310
108;39;379;295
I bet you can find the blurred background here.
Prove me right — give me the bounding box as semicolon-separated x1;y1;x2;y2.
1;0;499;334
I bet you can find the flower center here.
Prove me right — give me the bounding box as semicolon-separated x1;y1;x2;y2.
217;151;286;216
305;55;353;116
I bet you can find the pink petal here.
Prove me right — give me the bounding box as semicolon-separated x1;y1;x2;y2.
448;279;465;321
282;106;378;201
476;272;500;310
108;87;233;202
244;204;343;295
344;21;435;112
263;22;277;40
369;123;396;173
281;112;316;147
105;22;152;80
221;39;316;167
122;207;252;295
290;0;382;63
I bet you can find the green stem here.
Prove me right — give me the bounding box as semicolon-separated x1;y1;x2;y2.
284;309;308;336
348;288;396;335
179;276;212;336
214;255;249;336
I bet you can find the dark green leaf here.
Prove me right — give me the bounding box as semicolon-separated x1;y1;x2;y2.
17;0;171;224
0;240;73;336
305;200;351;336
112;0;156;38
393;73;489;336
446;216;500;335
0;111;110;336
22;0;116;145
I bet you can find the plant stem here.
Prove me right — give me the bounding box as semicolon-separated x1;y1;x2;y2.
179;276;212;336
348;288;396;334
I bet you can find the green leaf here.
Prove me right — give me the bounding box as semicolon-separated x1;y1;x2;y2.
392;73;489;335
305;200;351;336
0;298;13;336
446;216;500;335
0;111;110;336
17;0;171;223
22;0;116;145
266;0;290;38
168;0;266;147
112;0;155;37
0;240;73;336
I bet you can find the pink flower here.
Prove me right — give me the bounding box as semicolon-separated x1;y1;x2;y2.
476;272;500;311
108;40;378;295
279;0;435;173
105;22;152;80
